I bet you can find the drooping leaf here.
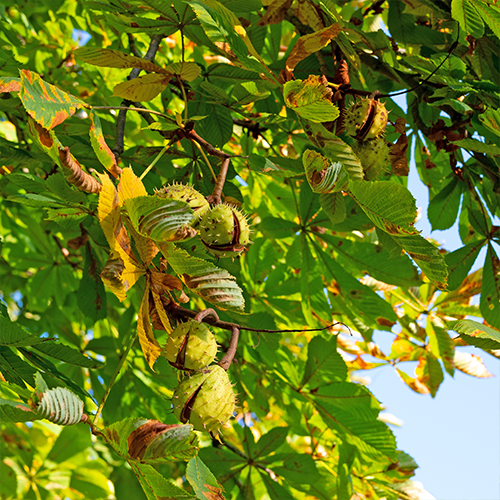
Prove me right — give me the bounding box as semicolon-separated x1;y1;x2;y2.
0;315;47;347
165;61;202;82
284;76;340;122
319;192;347;225
0;398;36;423
451;0;485;38
445;239;485;290
125;196;195;242
427;176;463;231
165;246;245;311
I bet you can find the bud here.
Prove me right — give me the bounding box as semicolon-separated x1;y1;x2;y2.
165;320;217;370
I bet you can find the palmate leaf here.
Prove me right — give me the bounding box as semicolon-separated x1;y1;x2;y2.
165;247;245;311
447;319;500;349
0;315;47;347
74;47;169;74
33;341;104;369
308;382;397;461
427;176;464;231
451;0;485;38
445;239;486;290
284;76;339;122
0;346;36;387
19;70;87;129
319;192;346;225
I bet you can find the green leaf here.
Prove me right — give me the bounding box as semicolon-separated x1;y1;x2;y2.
46;424;92;463
479;107;500;138
0;315;47;347
284;77;340;122
427;323;455;376
186;456;226;500
447;319;500;349
88;109;120;176
319;192;346;225
74;47;168;74
474;0;500;40
480;244;500;329
451;0;485;38
253;426;289;460
45;207;88;229
452;138;500;156
260;472;296;500
0;398;36;423
8;193;69;209
165;246;245;311
113;73;172;102
19;70;87;129
195;100;233;148
132;463;196;500
445;239;486;290
390;233;448;290
0;346;36;387
427;177;463;231
348;180;418;236
76;244;108;323
247;154;303;178
310;383;397;460
301;335;347;390
189;0;274;78
125;196;194;242
33;341;104;369
303;149;348;194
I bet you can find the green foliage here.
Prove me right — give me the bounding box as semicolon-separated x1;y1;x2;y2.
1;0;499;499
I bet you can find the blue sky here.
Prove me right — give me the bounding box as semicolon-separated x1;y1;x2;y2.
363;94;500;500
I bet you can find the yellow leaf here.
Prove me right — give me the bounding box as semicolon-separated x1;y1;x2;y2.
118;167;148;205
124;218;159;266
138;282;162;370
100;253;145;302
165;62;201;82
97;172;120;251
113;73;172;102
286;24;342;72
151;291;173;334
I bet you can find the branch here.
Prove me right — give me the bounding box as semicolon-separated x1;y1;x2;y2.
113;34;165;160
207;157;230;204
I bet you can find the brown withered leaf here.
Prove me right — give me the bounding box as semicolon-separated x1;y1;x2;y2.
286;24;342;72
59;146;102;193
389;133;409;176
394;117;406;134
257;0;293;26
128;420;181;459
202;484;226;500
332;60;350;85
67;234;89;250
150;270;183;295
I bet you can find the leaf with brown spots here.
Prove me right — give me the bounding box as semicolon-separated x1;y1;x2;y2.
19;70;87;129
286;24;342;72
257;0;293;26
137;280;162;370
0;77;21;93
89;109;122;178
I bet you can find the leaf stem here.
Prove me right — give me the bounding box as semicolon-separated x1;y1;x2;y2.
192;139;218;182
93;329;138;424
139;144;170;181
94;106;171;120
177;77;189;123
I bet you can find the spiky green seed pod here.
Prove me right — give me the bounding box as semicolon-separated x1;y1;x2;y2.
199;204;250;258
344;99;388;141
165;320;217;370
155;183;209;220
352;137;390;180
172;365;235;433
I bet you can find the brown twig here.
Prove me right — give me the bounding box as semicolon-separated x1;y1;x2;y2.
218;326;240;370
207;157;230;204
113;34;165;160
182;129;230;160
